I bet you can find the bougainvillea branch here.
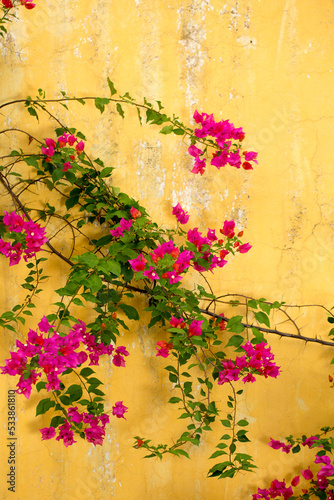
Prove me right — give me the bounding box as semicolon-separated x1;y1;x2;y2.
1;83;334;487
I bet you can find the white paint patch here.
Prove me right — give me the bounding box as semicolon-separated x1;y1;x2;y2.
297;398;308;411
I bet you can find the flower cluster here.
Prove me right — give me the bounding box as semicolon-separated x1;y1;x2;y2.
129;239;187;285
252;479;294;499
155;316;203;358
109;207;142;239
253;437;334;498
155;340;174;358
2;0;35;9
0;211;48;265
128;216;251;285
0;317;129;399
40;400;127;447
268;435;321;454
110;218;132;238
41;134;85;172
188;110;258;175
172;203;190;224
218;341;280;385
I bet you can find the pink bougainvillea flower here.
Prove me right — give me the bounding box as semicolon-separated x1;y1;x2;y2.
2;0;13;7
42;145;55;157
130;207;141;219
211;150;229;169
169;316;186;329
302;436;320;448
128;253;147;272
40;427;56;440
120;218;132;232
188;145;203;157
143;266;159;280
188;318;203;337
67;135;77;146
172;203;190;224
243;151;258;164
38;316;53;333
45;138;56;148
21;0;36;8
301;467;314;480
238;243;252;254
112;401;128;419
110;218;132;238
58;135;68;148
220;219;235;238
161;271;182;285
242;373;256;383
291;475;300;487
62;162;72;172
75;140;85;154
156;340;173;358
190;157;206;175
3;211;25;232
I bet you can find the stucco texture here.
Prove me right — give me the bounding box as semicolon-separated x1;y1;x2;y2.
1;1;334;499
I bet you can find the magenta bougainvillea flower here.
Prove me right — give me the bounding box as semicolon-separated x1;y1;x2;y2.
172;203;190;224
20;0;36;8
188;110;258;175
155;340;173;358
112;401;128;419
188;318;203;337
0;211;48;265
129;253;147;272
40;427;56;440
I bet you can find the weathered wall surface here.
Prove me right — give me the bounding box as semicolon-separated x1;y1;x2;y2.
1;1;334;499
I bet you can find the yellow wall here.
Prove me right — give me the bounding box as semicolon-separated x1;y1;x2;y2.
1;1;334;499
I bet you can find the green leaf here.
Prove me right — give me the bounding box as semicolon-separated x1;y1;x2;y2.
259;301;271;314
221;420;231;428
237;419;249;427
106;260;122;276
100;167;113;178
77;252;99;268
247;299;258;309
116;103;124;118
119;303;139;320
86;274;103;293
107;77;117;96
168;397;182;404
35;398;55;416
24;156;39;168
160;125;173;134
254;311;270;328
27;107;39;121
66;384;83;402
169;449;190;459
52;168;64;183
36;381;46;392
227;316;245;333
209;450;227;459
95;97;110;114
80;367;95;378
50;416;65;429
226;335;244;348
173;128;185;135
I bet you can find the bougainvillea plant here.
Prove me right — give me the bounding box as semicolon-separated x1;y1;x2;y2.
1;82;334;497
0;0;35;36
